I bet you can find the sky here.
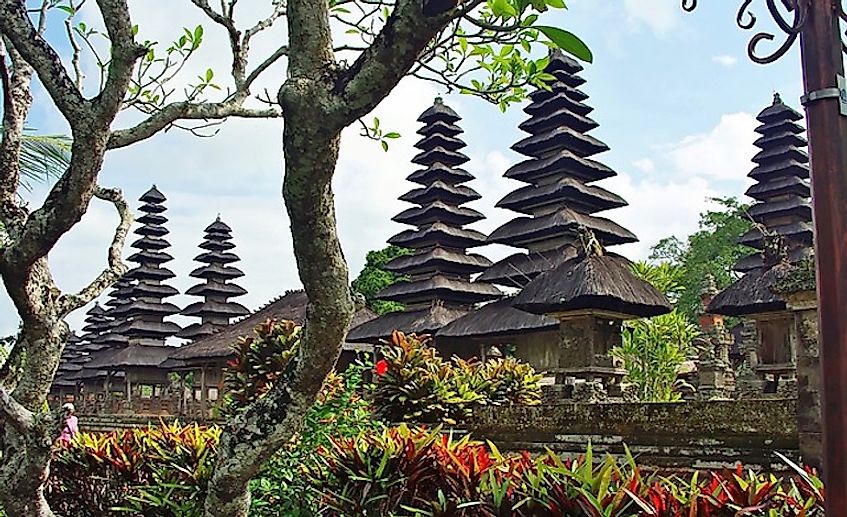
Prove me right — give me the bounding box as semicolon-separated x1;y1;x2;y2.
1;0;807;337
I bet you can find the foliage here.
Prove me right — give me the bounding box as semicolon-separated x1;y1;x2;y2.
222;319;301;415
373;332;542;424
613;262;700;402
45;421;220;517
351;245;414;315
250;358;384;516
310;427;825;516
649;197;754;321
0;126;70;192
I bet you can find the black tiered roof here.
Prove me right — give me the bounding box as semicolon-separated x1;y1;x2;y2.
348;98;501;342
112;186;181;343
52;333;86;388
178;217;249;340
480;50;634;288
78;303;111;351
96;275;134;349
735;94;813;273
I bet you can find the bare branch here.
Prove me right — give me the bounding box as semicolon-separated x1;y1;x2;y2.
57;185;133;315
108;101;281;149
64;0;85;90
244;45;288;88
0;0;88;122
0;386;34;432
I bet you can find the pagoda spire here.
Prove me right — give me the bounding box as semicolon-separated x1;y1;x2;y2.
178;216;249;340
78;302;111;352
112;186;181;344
96;274;135;350
348;97;501;342
735;93;813;272
479;50;635;287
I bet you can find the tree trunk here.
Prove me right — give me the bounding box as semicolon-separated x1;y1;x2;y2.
0;424;55;517
203;87;354;516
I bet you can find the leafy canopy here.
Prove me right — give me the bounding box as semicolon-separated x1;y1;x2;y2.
351;245;413;315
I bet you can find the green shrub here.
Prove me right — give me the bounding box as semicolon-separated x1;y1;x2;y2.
249;358;384;516
310;426;825;516
46;421;220;516
373;331;542;424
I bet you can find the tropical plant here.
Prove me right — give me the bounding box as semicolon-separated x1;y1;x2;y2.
249;357;384;516
614;262;700;402
372;332;542;424
46;421;220;516
0;125;70;192
222;319;301;414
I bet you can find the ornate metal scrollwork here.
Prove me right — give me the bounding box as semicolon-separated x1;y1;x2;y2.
682;0;815;64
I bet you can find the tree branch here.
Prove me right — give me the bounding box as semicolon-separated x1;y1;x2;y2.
107;101;281;149
0;0;89;122
92;0;146;120
329;0;460;126
0;386;34;433
57;185;132;315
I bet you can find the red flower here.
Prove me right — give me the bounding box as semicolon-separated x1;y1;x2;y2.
375;359;389;376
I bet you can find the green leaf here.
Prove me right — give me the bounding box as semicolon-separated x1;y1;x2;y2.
194;24;204;41
546;0;566;8
384;132;400;139
535;25;593;63
381;140;389;152
205;68;214;82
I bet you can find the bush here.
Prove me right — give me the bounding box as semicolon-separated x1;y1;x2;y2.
249;357;384;516
310;426;825;516
373;331;542;424
46;421;220;516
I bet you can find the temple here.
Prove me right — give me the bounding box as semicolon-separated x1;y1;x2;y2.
438;50;648;377
709;94;814;397
347;97;501;343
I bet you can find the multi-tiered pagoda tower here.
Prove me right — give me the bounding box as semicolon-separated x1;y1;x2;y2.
735;93;813;273
113;186;182;344
348;98;501;343
478;50;635;287
178;217;249;340
96;275;134;350
78;303;112;351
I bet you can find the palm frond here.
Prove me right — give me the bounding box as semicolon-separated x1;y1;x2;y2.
0;125;71;191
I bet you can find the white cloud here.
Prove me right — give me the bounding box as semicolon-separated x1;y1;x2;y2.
712;55;739;67
632;158;655;174
623;0;680;35
665;112;758;182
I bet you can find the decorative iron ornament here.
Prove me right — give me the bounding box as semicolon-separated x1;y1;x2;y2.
682;0;818;64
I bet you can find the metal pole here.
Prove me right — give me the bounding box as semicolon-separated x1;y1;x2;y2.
798;0;847;510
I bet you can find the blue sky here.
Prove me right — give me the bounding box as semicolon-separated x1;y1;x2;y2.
1;0;808;336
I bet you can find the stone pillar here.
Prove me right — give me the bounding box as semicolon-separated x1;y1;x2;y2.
557;314;626;398
773;258;820;468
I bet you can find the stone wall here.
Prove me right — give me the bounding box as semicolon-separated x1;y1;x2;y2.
468;399;798;471
78;414;219;433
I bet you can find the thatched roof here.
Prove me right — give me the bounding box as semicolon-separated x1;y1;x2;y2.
86;344;178;369
477;245;577;287
513;253;671;318
167;290;377;362
707;265;789;316
347;303;469;343
436;298;557;338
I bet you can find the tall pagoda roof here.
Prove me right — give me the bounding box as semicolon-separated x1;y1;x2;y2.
436;297;558;339
120;186;181;342
480;49;636;289
178;216;250;340
734;94;813;273
349;97;501;341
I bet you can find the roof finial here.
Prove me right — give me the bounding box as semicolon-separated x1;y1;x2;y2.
434;96;443;104
216;213;221;221
772;92;782;105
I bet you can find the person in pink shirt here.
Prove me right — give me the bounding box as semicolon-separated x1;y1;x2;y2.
58;402;78;445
